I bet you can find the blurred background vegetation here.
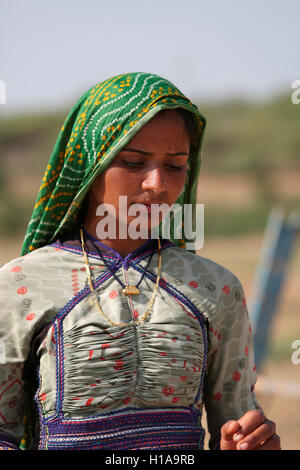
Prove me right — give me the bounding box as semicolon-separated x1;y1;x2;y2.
0;92;299;239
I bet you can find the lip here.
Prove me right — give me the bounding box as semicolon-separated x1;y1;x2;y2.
131;201;169;218
133;200;165;206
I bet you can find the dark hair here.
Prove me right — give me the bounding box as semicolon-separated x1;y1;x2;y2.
158;108;198;151
176;108;198;150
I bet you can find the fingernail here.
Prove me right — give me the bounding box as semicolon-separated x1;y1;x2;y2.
239;442;249;450
233;433;244;442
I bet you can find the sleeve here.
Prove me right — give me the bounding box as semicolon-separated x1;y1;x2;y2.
0;255;49;450
0;273;25;449
203;272;261;450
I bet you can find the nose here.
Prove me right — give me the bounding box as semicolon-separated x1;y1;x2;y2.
141;166;166;195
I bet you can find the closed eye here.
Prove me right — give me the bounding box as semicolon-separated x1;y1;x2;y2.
121;159;144;168
166;163;185;171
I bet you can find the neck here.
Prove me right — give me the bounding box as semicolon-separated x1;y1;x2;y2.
82;221;153;258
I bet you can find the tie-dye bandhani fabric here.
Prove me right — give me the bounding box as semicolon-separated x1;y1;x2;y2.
21;72;206;256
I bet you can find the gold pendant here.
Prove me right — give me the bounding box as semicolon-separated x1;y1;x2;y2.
122;285;140;295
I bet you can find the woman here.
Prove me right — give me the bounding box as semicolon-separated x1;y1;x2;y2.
0;72;280;450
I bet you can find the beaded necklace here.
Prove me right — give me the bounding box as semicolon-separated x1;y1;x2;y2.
79;228;162;327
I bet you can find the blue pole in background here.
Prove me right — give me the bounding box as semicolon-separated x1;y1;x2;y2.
249;207;300;372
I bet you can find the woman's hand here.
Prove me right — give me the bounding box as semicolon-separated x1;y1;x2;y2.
220;409;281;450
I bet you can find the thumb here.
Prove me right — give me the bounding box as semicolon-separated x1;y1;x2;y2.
220;420;241;450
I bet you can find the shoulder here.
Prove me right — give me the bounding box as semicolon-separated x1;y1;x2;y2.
0;245;80;336
163;244;242;287
0;244;74;310
162;244;247;321
0;245;63;279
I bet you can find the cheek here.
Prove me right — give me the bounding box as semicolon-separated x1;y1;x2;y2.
169;172;187;200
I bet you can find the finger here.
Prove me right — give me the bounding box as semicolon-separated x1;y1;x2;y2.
221;420;241;440
220;420;241;450
236;419;276;450
254;433;281;450
233;408;266;441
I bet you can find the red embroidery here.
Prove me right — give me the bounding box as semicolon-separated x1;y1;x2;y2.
85;398;94;406
162;386;175;396
72;270;79;294
213;392;222;401
17;286;27;295
172;397;179;403
109;290;118;299
11;266;21;272
51;326;56;344
245;346;249;356
26;313;35;321
233;371;241;381
180;376;187;381
88;350;94;360
113;360;124;370
40;393;47;402
123;397;131;405
189;281;198;288
222;285;230;294
211;328;221;340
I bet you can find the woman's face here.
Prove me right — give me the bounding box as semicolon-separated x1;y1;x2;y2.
85;109;190;238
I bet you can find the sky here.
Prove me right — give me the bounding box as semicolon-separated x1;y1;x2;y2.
0;0;299;114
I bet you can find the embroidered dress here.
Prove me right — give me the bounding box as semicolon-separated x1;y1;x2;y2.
0;73;260;450
0;229;259;450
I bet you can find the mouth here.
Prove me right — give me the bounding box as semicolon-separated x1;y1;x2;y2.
134;201;165;211
130;201;170;220
133;199;166;206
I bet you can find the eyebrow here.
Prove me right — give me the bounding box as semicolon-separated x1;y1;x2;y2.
120;147;189;156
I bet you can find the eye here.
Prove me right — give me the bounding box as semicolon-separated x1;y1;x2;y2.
121;159;144;168
165;163;186;172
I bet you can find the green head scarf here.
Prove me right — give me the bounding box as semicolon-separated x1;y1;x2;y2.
21;72;206;256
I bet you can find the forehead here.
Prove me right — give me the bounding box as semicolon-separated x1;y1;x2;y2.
125;109;190;147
